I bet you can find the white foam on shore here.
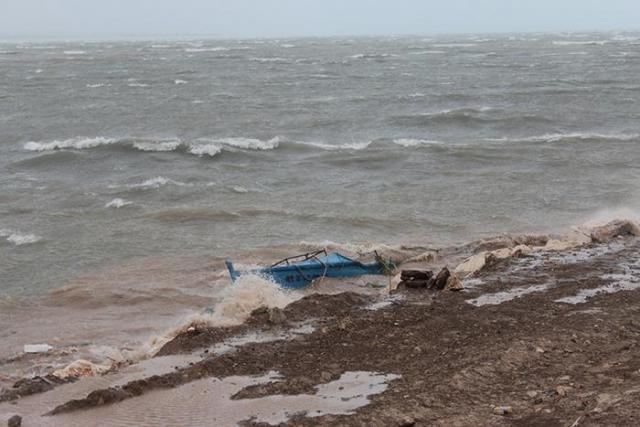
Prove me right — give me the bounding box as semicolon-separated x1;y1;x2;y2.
134;274;297;359
556;258;640;304
105;198;132;209
467;284;551;306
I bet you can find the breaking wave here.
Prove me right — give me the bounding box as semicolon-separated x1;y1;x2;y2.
22;136;282;158
137;274;297;358
393;138;443;147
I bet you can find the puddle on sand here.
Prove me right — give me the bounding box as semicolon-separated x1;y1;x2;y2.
0;323;316;424
467;284;551;306
209;322;316;355
0;353;202;422
20;371;399;426
365;294;404;311
556;258;640;305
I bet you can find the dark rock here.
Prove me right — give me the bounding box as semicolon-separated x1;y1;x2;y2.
400;280;430;289
432;267;451;290
7;415;21;427
400;270;433;281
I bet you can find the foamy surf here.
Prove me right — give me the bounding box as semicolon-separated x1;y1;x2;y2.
122;274;298;361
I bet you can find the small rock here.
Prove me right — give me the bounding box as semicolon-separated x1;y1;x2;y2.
267;307;287;325
444;273;463;291
526;390;539;398
590;220;640;243
493;405;513;416
535;347;545;353
432;267;450;290
8;415;22;427
399;417;416;427
320;371;333;382
556;385;572;397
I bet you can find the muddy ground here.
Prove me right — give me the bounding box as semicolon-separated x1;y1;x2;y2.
3;237;640;426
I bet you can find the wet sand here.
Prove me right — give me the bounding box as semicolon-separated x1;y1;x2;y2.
2;223;640;426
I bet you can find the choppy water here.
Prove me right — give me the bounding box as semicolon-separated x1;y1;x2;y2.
2;31;640;300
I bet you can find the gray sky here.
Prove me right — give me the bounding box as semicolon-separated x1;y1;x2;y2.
2;0;639;39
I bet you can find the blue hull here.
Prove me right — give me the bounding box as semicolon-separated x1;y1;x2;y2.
225;252;383;289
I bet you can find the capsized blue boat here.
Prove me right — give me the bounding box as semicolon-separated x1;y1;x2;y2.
225;250;385;289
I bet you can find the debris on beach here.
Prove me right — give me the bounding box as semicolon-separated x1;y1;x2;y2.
226;250;390;288
53;359;111;379
23;344;52;354
394;267;463;292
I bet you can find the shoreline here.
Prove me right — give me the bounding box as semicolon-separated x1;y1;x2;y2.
1;219;640;425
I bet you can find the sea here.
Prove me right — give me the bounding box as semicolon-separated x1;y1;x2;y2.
1;32;639;365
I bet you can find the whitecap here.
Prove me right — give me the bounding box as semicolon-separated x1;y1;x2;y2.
232;186;249;193
174;79;188;85
431;43;477;48
111;176;189;190
250;57;290;63
127;83;150;87
552;40;607;46
0;229;41;246
350;53;397;59
205;136;281;151
63;50;86;55
133;140;181;152
24;136;116;151
105;198;132;209
502;132;640;144
393;138;443;147
184;47;230;53
299;141;372;151
188;143;222;157
86;83;108;88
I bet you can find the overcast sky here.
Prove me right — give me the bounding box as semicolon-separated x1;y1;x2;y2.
2;0;639;40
